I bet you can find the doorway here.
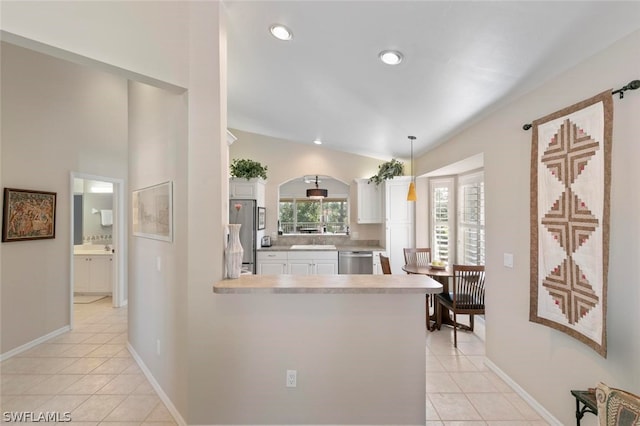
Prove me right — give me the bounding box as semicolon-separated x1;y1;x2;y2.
69;172;126;329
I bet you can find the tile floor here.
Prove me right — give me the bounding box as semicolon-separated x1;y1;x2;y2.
0;297;176;425
1;298;549;425
424;318;549;425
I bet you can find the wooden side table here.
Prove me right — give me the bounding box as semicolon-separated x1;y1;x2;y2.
571;389;598;425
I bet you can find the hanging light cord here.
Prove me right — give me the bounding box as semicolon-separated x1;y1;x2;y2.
409;136;416;180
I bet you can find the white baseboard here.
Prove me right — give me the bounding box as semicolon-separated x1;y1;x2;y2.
0;325;70;362
127;343;187;426
484;358;562;426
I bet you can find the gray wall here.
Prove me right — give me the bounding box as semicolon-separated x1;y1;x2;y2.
0;42;128;353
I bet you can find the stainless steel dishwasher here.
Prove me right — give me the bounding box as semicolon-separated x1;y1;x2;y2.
338;251;374;274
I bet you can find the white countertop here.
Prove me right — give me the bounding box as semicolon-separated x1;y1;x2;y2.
213;274;443;294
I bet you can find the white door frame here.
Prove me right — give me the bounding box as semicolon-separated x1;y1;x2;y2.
69;172;126;329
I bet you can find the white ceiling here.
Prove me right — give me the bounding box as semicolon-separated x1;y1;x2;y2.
226;1;640;160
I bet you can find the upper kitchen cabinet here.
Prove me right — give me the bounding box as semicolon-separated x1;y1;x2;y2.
355;178;383;224
229;178;266;206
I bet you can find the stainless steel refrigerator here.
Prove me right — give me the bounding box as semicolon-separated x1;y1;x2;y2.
229;199;257;274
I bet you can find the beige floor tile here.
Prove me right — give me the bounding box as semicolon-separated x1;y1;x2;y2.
141;423;177;426
466;355;489;371
1;394;54;412
485;422;537;425
132;381;156;395
426;422;445;426
429;393;483;421
103;395;159;421
145;401;176;422
91;358;134;375
426;372;463;393
24;374;83;395
50;332;94;344
30;357;78;374
83;334;121;345
1;374;49;395
61;375;116;395
95;422;140;426
503;393;545;421
96;374;146;395
120;363;142;375
1;357;45;374
426;356;446;372
450;372;500;393
436;355;481;372
113;348;133;359
443;422;488;426
71;394;127;421
19;343;74;357
63;344;103;358
426;396;441;421
59;357;109;374
73;324;112;333
107;333;128;344
481;371;513;393
89;344;125;357
35;394;91;413
466;393;525;421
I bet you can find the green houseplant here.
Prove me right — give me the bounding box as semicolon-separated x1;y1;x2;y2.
230;158;268;180
368;158;404;185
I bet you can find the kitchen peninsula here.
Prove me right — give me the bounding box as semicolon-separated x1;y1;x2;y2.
212;274;442;425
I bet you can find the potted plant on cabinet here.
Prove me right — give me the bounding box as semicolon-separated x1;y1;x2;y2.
230;158;268;180
368;158;404;185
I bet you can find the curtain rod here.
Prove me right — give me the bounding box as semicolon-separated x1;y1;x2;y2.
522;79;640;130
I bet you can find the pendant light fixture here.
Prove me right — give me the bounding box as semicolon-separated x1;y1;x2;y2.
307;175;328;199
407;136;417;201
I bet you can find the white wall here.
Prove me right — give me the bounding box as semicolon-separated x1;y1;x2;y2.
229;129;388;242
128;81;188;416
416;29;640;425
0;42;128;352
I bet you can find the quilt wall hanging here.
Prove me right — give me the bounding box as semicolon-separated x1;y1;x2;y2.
529;90;613;357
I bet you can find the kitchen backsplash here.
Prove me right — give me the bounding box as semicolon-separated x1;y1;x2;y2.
270;235;379;247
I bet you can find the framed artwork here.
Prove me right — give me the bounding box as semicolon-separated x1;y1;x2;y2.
258;207;266;230
132;181;173;242
2;188;57;242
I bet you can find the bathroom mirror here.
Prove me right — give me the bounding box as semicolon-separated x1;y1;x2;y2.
278;176;349;235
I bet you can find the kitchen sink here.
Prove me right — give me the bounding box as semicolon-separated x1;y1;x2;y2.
290;244;337;250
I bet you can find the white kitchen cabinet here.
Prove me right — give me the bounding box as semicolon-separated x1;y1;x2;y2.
287;251;338;275
355;178;383;224
229;178;266;206
384;177;415;274
258;250;338;275
257;251;287;275
74;254;112;294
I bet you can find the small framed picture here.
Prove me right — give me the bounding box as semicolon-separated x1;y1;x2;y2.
257;207;266;230
2;188;57;242
132;181;173;242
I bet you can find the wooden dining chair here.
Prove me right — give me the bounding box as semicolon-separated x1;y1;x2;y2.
434;264;485;347
404;247;434;308
379;254;392;274
403;248;431;270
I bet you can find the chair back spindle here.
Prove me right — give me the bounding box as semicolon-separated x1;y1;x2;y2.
403;248;431;267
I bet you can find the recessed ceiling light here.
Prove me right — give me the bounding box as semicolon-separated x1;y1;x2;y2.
313;139;322;145
379;50;403;65
269;24;293;41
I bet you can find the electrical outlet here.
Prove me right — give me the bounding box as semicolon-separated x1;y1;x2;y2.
286;369;297;388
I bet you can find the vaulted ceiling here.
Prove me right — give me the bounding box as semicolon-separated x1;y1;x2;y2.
226;1;640;160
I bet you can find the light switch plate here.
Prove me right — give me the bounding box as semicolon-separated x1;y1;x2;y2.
504;253;514;268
